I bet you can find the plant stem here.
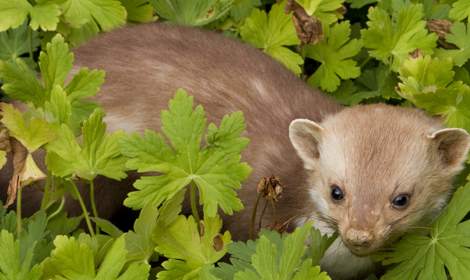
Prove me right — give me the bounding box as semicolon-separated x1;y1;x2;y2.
89;179;99;233
189;184;200;229
40;172;52;210
70;181;95;236
360;56;371;68
258;199;268;232
249;192;263;239
47;197;65;221
16;183;22;236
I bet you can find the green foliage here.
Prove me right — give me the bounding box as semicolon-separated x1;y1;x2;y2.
437;22;470;67
397;55;470;132
0;34;104;129
295;0;344;24
0;23;39;62
240;1;302;74
305;21;362;91
0;1;470;280
377;183;470;279
361;3;436;71
42;235;150;279
0;230;43;280
150;0;233;26
449;0;470;21
155;216;231;279
230;0;261;22
46;109;127;181
361;4;436;70
212;223;331;280
120;90;251;217
1;103;55;153
119;0;154;23
0;0;127;46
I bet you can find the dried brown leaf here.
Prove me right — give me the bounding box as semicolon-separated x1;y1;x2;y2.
285;0;323;44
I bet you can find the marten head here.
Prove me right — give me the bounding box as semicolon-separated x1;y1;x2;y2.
289;104;470;256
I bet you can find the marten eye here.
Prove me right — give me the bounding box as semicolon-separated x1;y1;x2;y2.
391;194;410;209
330;185;344;201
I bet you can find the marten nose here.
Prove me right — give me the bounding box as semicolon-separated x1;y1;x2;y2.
345;229;374;247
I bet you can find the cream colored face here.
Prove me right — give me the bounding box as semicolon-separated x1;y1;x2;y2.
289;105;470;256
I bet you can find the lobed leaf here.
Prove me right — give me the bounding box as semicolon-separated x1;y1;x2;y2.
378;184;470;279
121;89;251;217
240;1;302;74
305;21;362;92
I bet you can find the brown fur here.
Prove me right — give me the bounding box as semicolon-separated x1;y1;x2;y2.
70;23;341;240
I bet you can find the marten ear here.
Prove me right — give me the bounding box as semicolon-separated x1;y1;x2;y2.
427;128;470;171
289;119;324;169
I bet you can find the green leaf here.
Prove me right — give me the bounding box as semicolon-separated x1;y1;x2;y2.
398;55;454;100
155;215;231;279
150;0;233;26
20;211;51;267
0;230;43;280
125;203;159;262
66;68;106;101
377;184;470;280
29;2;61;31
397;55;470;132
305;21;362;92
1;103;56;152
0;32;103;127
39;35;74;92
120;89;251;217
337;64;400;105
449;0;470;21
92;218;123;238
295;0;344;24
46;109;127;181
47;212;83;237
43;235;150;280
45;85;73;125
119;0;154;23
206;111;250;154
230;224;331;280
62;0;127;31
240;1;302;74
361;3;437;71
0;0;61;32
437;22;470;67
0;23;40;61
309;228;336;266
230;0;261;22
0;0;30;32
0;58;45;106
57;20;100;47
213;223;332;280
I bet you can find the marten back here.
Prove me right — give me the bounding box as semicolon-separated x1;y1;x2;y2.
74;23;341;239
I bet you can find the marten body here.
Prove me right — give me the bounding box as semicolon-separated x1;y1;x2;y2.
5;24;470;279
73;23;341;241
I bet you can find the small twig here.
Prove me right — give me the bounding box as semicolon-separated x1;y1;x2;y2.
249;192;263;239
258;199;269;232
